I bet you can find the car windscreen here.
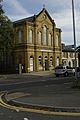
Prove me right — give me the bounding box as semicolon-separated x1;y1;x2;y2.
55;66;63;69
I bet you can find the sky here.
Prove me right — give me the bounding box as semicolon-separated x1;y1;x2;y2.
2;0;80;46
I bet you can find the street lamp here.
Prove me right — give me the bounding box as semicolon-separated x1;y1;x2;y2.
72;0;77;84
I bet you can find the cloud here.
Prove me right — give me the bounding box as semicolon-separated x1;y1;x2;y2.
62;31;73;44
8;0;27;14
3;0;80;46
3;0;32;20
4;0;27;14
52;9;72;27
50;5;80;46
51;8;73;43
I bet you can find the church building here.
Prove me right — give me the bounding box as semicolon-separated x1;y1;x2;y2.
13;7;62;73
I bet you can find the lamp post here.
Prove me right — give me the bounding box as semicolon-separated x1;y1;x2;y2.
72;0;77;84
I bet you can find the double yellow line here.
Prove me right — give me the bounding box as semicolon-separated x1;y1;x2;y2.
0;92;80;116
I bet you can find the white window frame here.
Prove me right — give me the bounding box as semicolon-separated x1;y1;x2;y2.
62;52;65;58
49;33;52;46
56;57;59;66
68;52;71;58
43;26;47;45
30;56;34;71
29;29;33;43
56;35;58;46
38;31;42;45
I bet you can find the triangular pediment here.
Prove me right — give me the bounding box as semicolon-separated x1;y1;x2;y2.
36;8;54;25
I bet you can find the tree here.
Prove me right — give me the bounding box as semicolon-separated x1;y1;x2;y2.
0;0;4;15
0;0;14;73
0;16;14;50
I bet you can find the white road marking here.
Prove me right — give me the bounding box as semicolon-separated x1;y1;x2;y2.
64;82;73;85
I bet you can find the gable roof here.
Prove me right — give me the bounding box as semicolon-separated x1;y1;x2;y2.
13;15;35;24
36;8;54;24
13;8;54;24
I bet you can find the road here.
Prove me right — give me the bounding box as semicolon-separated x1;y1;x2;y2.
0;106;80;120
0;75;80;120
0;75;76;91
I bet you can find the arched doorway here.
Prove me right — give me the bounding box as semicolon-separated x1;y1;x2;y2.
50;56;53;66
30;56;34;72
44;56;48;70
69;61;71;67
38;56;43;70
56;57;59;66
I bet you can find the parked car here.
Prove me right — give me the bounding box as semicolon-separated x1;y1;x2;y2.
55;65;75;77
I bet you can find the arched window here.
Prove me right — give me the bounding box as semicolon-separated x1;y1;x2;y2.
30;56;34;71
56;35;58;46
49;33;52;46
68;52;71;58
72;60;75;67
38;56;43;70
69;61;71;67
43;26;47;45
50;56;53;66
44;56;47;60
18;30;22;43
57;57;59;66
38;56;42;65
29;29;33;43
38;32;42;45
62;52;65;57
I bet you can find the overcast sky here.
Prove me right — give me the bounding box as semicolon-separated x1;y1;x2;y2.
2;0;80;46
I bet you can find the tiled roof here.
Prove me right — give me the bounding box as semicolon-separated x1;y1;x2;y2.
62;44;75;52
13;15;35;24
13;8;54;25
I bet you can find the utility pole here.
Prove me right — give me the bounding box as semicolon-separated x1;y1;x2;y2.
72;0;77;85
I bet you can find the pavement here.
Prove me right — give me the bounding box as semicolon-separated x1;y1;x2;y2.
0;70;55;82
1;70;80;113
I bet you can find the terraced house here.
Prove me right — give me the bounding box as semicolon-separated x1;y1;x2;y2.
13;7;62;73
62;43;79;67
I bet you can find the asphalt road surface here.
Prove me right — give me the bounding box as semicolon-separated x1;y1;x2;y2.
0;75;76;91
0;75;80;120
0;106;80;120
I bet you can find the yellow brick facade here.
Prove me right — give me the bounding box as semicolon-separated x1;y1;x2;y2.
13;8;62;73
